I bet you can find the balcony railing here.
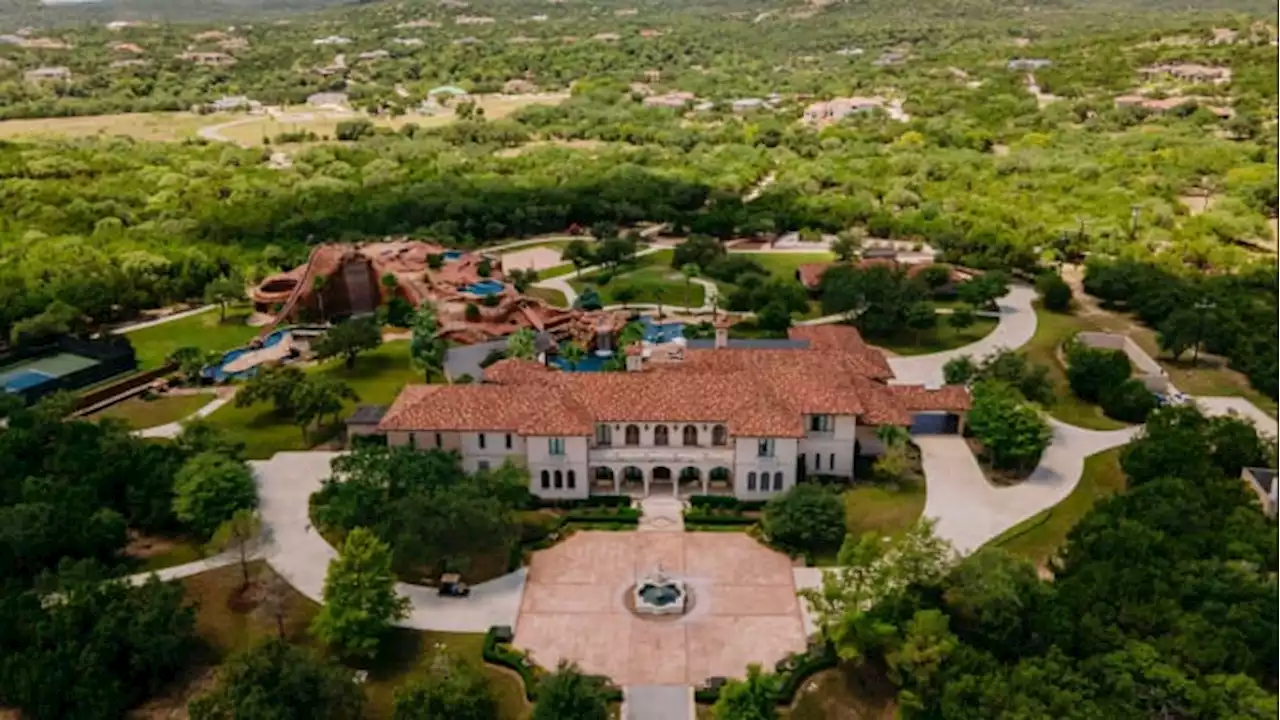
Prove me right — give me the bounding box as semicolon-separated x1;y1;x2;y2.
589;446;734;465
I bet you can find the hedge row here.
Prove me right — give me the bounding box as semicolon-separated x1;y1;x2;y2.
530;494;631;510
682;512;756;527
483;628;624;703
688;495;766;511
693;642;839;706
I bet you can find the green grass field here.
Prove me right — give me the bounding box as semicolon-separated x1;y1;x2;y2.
1022;304;1131;431
870;316;999;356
736;251;836;281
124;306;259;370
991;448;1126;567
572;265;706;308
206;341;421;459
90;393;212;429
843;479;926;541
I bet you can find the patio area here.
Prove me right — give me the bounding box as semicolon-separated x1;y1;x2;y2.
513;531;807;686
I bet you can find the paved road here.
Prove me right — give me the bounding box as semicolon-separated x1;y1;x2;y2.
254;451;526;633
1195;396;1278;437
887;285;1038;386
918;419;1139;554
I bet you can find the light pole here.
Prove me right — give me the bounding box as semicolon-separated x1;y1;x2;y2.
1192;300;1216;366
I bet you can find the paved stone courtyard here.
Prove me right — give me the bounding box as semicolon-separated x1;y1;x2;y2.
513;531;807;686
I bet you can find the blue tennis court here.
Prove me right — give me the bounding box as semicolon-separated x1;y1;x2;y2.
2;370;54;393
0;352;100;394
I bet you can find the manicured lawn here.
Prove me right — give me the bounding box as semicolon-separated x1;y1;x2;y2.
132;537;205;573
842;479;926;542
991;448;1125;567
90;393;212;429
572;265;706;308
732;251;836;281
1022;304;1130;431
206;341;421;459
869;316;998;356
525;285;569;307
176;562;528;719
124;306;259;370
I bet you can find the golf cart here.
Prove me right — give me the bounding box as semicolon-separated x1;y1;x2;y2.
438;573;471;597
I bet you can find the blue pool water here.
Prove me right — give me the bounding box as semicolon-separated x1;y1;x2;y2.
442;250;464;261
203;329;290;382
637;315;684;342
464;279;506;296
550;351;612;372
2;369;54;393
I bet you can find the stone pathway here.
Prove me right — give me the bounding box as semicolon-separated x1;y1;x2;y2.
637;496;685;532
122;550;246;586
133;390;236;439
623;685;694;720
110;304;217;335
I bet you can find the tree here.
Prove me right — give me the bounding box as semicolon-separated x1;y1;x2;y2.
672;234;725;270
393;651;497;720
507;268;539;292
311;527;410;662
561;341;586;370
943;355;979;385
956;272;1009;310
576;286;606;310
831;231;862;262
711;663;779;720
531;661;610;720
169;345;207;382
173;451;258;538
948;305;977;330
410;303;447;382
800;521;954;662
755;301;792;335
619;321;646;348
561;240;594;277
762;483;846;555
680;262;701;308
905;302;937;343
977;350;1055;405
313;274;329;321
966;380;1052;471
10;300;79;346
1099;379;1157;423
189;639;363;720
292;375;359;440
176;417;245;459
941;549;1046;658
203;275;243;322
207;508;261;589
506;327;537;360
885;610;959;709
314;318;382;369
335;118;375;141
1065;341;1131;404
819;264;919;337
236;364;306;415
1035;272;1073;312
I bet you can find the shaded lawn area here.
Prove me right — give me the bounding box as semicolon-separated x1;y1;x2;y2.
572;265;706;308
174;562;528;719
89;393;212;429
206;341;421;459
124;305;259;370
868;316;998;356
1022;304;1131;431
991;448;1125;568
843;479;925;541
525;285;569;307
735;251;836;282
123;534;205;573
786;662;898;720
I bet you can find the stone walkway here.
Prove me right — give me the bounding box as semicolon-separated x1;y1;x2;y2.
624;685;694;720
133;391;236;439
111;304;217;335
637;496;685;532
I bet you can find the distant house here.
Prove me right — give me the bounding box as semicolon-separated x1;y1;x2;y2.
0;34;24;45
111;42;145;54
20;37;72;50
642;91;696;109
395;19;441;28
1007;58;1052;71
306;92;349;109
835;47;863;56
615;8;638;15
177;51;236;67
1115;94;1232;118
455;15;495;24
503;78;537;94
453;36;481;45
731;98;766;112
1242;467;1277;517
508;36;538;44
24;66;70;82
803;96;885;124
1140;63;1232;84
313;35;352;46
106;20;144;30
530;14;549;21
592;32;621;42
639;29;663;38
873;51;906;66
358;50;390;61
206;95;260;112
428;85;469;98
392;37;425;46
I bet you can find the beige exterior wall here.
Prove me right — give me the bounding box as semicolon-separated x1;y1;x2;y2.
527;435;590;499
594;421;731;449
855;425;887;457
733;437;798;498
797;414;857;478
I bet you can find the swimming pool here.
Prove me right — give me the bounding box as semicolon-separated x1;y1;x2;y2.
550;348;613;372
442;250;464;261
203;328;290;382
464;279;506;296
637;315;685;343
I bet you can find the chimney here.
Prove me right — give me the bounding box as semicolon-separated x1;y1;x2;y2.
625;342;644;372
713;314;731;350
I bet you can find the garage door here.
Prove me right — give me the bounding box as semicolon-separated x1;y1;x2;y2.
910;412;959;435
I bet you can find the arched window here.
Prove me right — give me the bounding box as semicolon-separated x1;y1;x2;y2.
540;470;550;489
747;472;757;491
654;425;669;446
567;470;576;489
554;470;563;488
625;424;640;446
682;425;698;446
829;454;835;472
773;472;783;491
712;425;728;446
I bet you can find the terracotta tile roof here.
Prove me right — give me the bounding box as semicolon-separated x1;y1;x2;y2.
885;384;972;413
482;357;551;384
796;263;830;289
379;383;594;435
787;326;894;379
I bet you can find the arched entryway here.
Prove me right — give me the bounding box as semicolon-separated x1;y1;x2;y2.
650;466;674;496
620;466;644;495
677;466;702;496
592;466;616;493
708;466;732;495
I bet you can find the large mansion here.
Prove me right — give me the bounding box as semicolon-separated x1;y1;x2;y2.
374;325;969;499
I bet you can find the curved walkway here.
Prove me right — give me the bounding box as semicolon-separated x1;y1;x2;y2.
111;304;217;335
887;285;1037;386
133;391;236;439
253;452;524;632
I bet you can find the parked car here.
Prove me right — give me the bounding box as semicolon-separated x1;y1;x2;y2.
438;573;471;597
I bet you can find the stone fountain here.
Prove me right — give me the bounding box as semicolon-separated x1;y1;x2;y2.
631;563;688;616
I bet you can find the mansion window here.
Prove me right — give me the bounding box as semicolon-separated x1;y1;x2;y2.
747;472;757;491
809;415;833;432
625;424;640;446
757;438;775;458
596;424;612;446
478;460;490;471
682;425;698;446
548;438;566;456
773;472;783;491
540;470;550;488
655;425;669;446
712;425;728;446
505;433;513;449
478;433;486;449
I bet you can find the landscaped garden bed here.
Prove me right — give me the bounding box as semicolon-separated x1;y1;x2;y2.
682;494;763;530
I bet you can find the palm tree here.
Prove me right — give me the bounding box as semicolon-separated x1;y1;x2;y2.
561;341;586;370
312;274;328;322
680;263;700;309
619;321;646;348
507;328;537;360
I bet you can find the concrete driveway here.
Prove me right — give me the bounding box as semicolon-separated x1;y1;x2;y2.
918;418;1139;554
254;451;525;632
1195;396;1278;437
888;285;1038;387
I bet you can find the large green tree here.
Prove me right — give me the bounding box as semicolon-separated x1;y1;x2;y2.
392;651;497;720
173;451;257;537
711;663;778;720
531;661;610;720
311;527;410;662
313;318;383;369
189;639;363;720
761;483;846;555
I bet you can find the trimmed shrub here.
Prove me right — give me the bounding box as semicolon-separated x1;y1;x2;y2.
1066;341;1131;403
1100;378;1158;423
1035;272;1073;312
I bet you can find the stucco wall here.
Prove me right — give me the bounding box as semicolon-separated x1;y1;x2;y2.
733;437;797;498
1076;331;1169;392
527;435;589;499
798;415;857;477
